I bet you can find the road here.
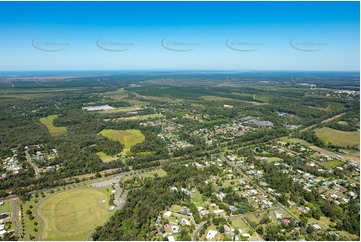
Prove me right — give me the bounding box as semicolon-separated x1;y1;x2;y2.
112;178;124;208
35;199;45;241
301;112;346;131
25;150;40;179
10;198;20;237
192;221;206;241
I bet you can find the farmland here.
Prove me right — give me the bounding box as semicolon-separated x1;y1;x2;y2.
39;115;67;137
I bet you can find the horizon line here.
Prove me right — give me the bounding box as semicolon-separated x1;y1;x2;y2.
0;69;359;73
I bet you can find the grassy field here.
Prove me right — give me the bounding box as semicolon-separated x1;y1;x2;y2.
231;92;273;103
267;157;283;162
316;127;360;147
98;129;145;152
21;194;43;241
321;160;344;168
37;188;110;241
96;152;117;163
230;217;251;232
169;204;183;213
190;189;208;207
40;115;67;137
99;106;142;114
308;216;333;230
0;201;11;214
201;95;264;105
122;169;167;182
116;113;164;121
201;95;243;102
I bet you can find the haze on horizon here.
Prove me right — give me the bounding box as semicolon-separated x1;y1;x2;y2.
0;1;359;72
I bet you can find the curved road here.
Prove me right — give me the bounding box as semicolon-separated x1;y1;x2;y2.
25;150;40;179
35;198;46;241
113;179;123;207
192;222;206;241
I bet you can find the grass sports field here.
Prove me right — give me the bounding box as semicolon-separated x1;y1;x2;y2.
316;127;359;147
40;115;67;137
37;188;110;241
98;129;145;152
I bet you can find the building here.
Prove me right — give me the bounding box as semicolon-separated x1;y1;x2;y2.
312;224;322;230
241;233;251;238
274;211;283;219
212;209;224;215
164;211;172;217
206;230;218;240
171;225;180;234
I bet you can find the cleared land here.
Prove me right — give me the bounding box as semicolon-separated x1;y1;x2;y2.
96;152;118;163
344;150;360;163
231;92;273;103
321;160;344;168
98;129;145;152
116;113;164;121
40;115;67;137
37;188;110;241
201;95;259;105
99;106;142;114
122;169;167;182
316;127;360;147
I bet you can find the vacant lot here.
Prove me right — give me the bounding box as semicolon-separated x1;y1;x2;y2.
321;160;344;168
40;115;67;137
316;127;359;147
98;129;145;152
96;152;118;163
38;188;110;241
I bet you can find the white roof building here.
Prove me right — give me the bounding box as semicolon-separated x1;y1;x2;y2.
274;211;283;219
171;225;180;234
312;224;322;230
206;230;218;240
164;211;172;217
213;209;224;214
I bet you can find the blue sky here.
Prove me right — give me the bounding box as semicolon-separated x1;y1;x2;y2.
0;1;359;71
